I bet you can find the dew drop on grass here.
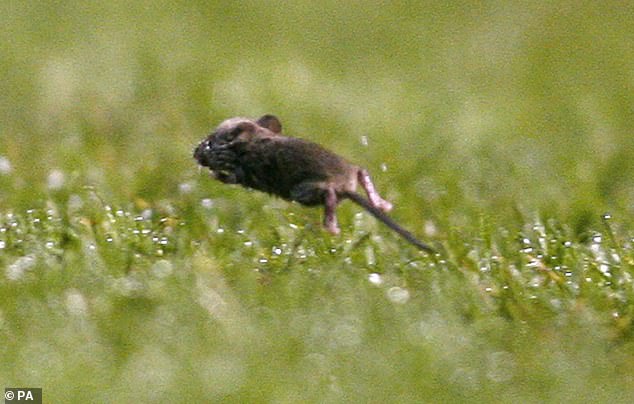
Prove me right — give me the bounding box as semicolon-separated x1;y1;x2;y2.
201;198;214;209
387;287;410;304
599;264;611;277
602;213;612;220
179;181;194;194
47;169;65;190
6;255;36;281
0;156;12;174
368;273;383;285
272;247;282;255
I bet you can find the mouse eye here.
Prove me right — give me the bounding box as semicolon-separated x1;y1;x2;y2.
229;127;243;137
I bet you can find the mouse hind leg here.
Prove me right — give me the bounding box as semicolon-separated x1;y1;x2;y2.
358;169;393;212
323;187;340;234
290;182;341;234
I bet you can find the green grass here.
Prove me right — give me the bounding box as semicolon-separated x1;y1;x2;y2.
2;1;634;402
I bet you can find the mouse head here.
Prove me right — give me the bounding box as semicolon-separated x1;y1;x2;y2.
193;115;283;163
212;114;282;142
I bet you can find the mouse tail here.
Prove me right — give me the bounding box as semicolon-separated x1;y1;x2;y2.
342;191;435;254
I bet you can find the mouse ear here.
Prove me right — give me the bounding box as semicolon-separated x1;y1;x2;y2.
256;114;282;134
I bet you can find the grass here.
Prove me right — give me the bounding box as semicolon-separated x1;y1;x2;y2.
1;1;634;402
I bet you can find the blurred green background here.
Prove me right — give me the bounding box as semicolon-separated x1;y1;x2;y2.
1;1;634;402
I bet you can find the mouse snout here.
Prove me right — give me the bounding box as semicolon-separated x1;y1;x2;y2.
193;140;211;165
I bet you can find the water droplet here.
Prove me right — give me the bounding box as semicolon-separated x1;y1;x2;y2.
272;247;282;255
45;241;54;249
564;241;572;248
0;156;12;174
244;241;253;247
526;259;540;268
217;228;225;234
368;273;383;285
602;213;612;220
592;235;602;244
599;264;611;277
179;181;194;194
387;287;410;304
47;169;65;190
105;236;114;243
424;221;437;237
6;255;36;281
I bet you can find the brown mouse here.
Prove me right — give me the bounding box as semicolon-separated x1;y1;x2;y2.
193;115;434;253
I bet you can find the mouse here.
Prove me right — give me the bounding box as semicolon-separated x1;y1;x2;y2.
193;114;434;253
